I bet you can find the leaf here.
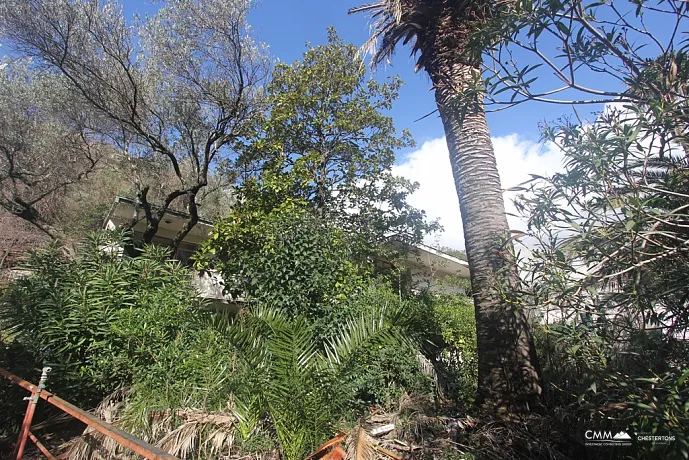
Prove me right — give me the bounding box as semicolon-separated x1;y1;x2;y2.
345;425;376;460
555;249;566;263
678;370;689;386
555;21;570;35
585;1;605;9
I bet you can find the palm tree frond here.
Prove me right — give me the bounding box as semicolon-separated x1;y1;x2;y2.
349;0;415;68
345;425;377;460
348;1;402;22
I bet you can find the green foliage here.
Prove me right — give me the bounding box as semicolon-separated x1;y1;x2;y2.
9;234;437;460
430;295;478;405
339;285;478;407
0;231;209;432
440;449;475;460
533;322;689;459
197;210;369;334
0;0;267;249
340;284;437;408
194;35;454;441
209;303;409;460
513;37;689;455
625;369;689;458
236;28;437;250
235;429;276;455
517;106;689;340
0;24;482;457
351;344;433;409
482;0;688;112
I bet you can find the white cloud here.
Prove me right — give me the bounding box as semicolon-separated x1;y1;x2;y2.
393;134;565;250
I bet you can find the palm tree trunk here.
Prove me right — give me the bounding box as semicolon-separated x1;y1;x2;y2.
432;63;542;413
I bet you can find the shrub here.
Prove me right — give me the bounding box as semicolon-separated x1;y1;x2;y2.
430;295;478;406
0;223;480;459
533;320;689;459
0;231;209;433
197;209;370;334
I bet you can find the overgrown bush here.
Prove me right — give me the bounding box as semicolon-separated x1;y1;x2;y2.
63;301;419;460
0;231;212;433
430;294;478;406
341;284;436;408
197;204;370;335
340;284;478;408
533;321;689;458
517;79;689;457
1;228;464;459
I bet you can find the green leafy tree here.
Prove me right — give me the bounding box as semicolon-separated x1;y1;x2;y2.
0;61;102;241
350;1;542;412
482;0;688;117
517;104;689;456
198;31;438;331
237;29;436;251
197;205;369;337
482;0;689;455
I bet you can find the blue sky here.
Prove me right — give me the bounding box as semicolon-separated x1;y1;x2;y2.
122;0;570;149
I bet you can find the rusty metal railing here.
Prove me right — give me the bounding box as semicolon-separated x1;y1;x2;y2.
0;366;179;460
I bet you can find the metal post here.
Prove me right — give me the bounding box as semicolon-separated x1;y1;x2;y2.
27;431;58;460
13;366;51;460
1;366;178;460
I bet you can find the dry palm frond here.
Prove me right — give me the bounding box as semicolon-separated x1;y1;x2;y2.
157;419;201;458
204;427;235;457
62;388;131;460
29;413;73;431
345;425;376;460
308;423;403;460
64;389;238;460
348;0;426;68
155;409;237;458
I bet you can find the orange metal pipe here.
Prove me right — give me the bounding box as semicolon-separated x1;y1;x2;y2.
13;366;50;460
27;431;57;460
13;392;37;460
0;367;179;460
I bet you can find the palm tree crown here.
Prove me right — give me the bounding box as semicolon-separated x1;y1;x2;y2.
350;0;498;75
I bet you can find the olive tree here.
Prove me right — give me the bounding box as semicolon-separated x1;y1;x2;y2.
0;0;268;252
0;61;102;241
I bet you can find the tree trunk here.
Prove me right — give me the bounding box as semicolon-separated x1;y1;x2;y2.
432;63;542;413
